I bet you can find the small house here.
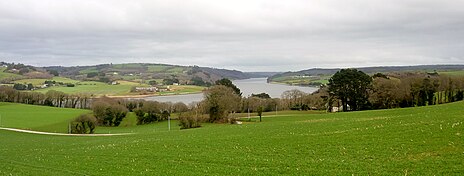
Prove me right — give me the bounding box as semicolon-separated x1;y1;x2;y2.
135;87;158;92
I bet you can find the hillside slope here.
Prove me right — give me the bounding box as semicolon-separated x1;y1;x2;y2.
0;101;463;175
44;63;250;84
269;64;464;86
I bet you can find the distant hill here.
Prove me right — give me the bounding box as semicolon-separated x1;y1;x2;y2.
245;72;280;78
43;63;251;85
0;62;52;83
1;62;257;85
271;65;464;79
268;65;464;87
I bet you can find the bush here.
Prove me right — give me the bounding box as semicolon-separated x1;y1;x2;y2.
178;112;205;129
133;101;167;125
134;107;159;125
91;100;128;126
71;114;97;134
204;85;241;122
13;83;27;90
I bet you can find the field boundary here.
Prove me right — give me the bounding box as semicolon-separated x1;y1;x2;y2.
0;127;133;136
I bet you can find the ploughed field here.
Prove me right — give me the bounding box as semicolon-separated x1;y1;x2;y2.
0;102;463;175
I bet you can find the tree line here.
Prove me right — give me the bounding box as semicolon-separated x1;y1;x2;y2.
3;71;464;133
0;86;92;109
278;69;464;112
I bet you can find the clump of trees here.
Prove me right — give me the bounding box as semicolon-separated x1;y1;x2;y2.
281;89;308;110
0;86;91;109
204;85;241;123
13;83;33;90
189;76;212;86
276;69;464;113
178;111;205;129
328;69;372;111
70;114;97;134
215;78;241;95
241;94;279;113
134;101;165;125
91;98;128;126
163;78;179;85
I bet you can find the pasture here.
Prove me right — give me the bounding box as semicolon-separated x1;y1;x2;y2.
0;67;24;80
0;102;90;133
440;70;464;76
16;78;205;96
33;80;140;96
270;75;330;86
0;101;463;175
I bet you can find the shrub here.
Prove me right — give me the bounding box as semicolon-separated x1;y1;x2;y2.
134;101;166;125
204;85;241;122
134;107;159;125
13;83;27;90
91;100;128;126
178;112;205;129
71;114;97;134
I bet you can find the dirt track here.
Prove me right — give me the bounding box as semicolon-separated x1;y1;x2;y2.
0;127;133;136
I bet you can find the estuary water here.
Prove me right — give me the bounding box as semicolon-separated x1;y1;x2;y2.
141;78;318;104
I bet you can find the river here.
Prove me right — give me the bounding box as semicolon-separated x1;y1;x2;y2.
140;78;318;104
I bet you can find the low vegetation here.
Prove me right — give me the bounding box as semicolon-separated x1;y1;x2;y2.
0;102;90;133
91;99;128;127
178;111;205;129
133;101;170;125
70;114;97;134
0;101;463;175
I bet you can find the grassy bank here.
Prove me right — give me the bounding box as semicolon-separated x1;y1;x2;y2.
0;101;463;175
0;102;90;133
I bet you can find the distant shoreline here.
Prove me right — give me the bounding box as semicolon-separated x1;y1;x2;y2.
107;91;204;99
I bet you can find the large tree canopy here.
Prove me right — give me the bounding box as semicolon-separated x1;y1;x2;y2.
328;69;372;111
215;78;241;96
204;85;241;122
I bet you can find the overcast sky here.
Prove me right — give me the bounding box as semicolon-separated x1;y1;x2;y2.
0;0;463;71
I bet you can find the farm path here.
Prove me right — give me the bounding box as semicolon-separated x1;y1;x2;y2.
0;127;133;136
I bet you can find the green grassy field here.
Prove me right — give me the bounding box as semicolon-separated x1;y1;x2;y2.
271;75;330;85
13;77;80;86
78;67;99;74
0;67;25;80
10;76;205;96
31;80;139;96
0;102;90;133
0;101;463;175
156;85;205;95
439;70;464;76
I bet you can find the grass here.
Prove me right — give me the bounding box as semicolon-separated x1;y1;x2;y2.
147;65;169;72
439;70;464;76
0;67;25;80
0;101;463;175
146;64;189;73
12;76;205;96
33;81;141;96
271;75;330;85
156;85;205;95
112;63;145;69
13;77;80;86
166;67;186;73
78;67;98;74
0;102;90;133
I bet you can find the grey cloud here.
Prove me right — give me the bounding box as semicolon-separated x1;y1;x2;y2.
0;0;463;71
